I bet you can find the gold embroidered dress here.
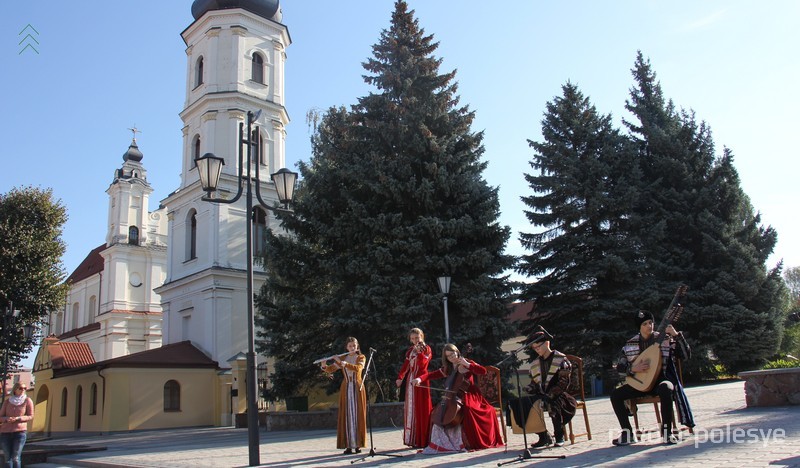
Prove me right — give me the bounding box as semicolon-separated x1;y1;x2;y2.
323;353;367;449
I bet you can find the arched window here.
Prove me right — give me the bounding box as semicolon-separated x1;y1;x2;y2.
60;387;68;416
258;132;267;166
71;302;79;330
164;380;181;411
195;56;204;87
128;226;139;245
250;129;266;167
186;210;197;261
75;385;83;430
253;207;268;258
88;296;97;320
251;53;264;84
90;383;98;415
192;135;201;168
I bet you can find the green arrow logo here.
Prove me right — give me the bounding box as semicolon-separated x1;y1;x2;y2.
18;24;40;55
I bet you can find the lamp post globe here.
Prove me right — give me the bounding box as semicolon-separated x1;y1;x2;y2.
195;152;225;195
271;167;298;207
437;276;452;343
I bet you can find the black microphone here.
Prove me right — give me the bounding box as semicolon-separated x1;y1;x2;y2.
369;347;378;353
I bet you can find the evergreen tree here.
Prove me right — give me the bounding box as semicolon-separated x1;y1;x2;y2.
625;52;783;374
0;186;68;370
256;1;514;399
517;83;640;373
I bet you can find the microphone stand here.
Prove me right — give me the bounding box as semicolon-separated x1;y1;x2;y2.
496;345;565;466
352;347;404;464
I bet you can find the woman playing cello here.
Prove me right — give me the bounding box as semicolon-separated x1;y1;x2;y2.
411;343;504;453
396;327;432;448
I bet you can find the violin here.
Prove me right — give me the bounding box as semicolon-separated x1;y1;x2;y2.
430;343;473;428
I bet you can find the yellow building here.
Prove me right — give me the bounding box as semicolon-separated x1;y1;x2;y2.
32;0;297;434
32;338;225;435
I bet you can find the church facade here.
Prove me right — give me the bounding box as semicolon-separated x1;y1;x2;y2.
45;138;167;361
32;0;290;434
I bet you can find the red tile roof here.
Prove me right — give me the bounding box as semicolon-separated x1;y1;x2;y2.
47;341;96;369
48;341;219;377
98;341;218;369
66;243;107;284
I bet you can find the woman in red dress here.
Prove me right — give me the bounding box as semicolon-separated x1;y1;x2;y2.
395;327;432;448
412;343;504;453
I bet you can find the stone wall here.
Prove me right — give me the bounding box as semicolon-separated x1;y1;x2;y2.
236;402;404;430
738;368;800;407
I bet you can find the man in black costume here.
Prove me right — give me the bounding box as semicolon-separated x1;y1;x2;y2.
508;327;577;448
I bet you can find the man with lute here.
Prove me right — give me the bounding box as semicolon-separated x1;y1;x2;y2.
609;307;692;446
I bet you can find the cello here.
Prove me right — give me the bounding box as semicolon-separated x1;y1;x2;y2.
430;343;473;428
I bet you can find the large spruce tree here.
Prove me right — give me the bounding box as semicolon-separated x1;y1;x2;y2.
256;1;514;399
518;54;785;378
625;52;784;374
517;83;640;372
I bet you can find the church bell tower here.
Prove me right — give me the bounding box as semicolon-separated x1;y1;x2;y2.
157;0;290;368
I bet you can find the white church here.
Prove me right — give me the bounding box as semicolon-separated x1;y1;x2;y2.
33;0;291;433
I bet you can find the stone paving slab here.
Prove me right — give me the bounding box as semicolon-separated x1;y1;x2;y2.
28;380;800;467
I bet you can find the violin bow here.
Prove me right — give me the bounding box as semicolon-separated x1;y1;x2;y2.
414;384;458;394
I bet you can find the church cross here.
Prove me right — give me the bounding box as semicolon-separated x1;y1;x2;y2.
128;125;142;143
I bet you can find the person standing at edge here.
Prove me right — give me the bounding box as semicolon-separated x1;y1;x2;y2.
0;382;34;468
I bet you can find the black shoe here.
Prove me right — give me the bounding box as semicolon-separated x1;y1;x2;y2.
554;437;566;447
343;448;353;455
355;449;362;454
663;434;679;445
662;425;679;444
612;431;636;446
531;433;553;449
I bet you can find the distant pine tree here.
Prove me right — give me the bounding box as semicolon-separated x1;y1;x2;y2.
257;0;514;399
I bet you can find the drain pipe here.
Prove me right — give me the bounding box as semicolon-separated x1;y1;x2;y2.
97;366;106;432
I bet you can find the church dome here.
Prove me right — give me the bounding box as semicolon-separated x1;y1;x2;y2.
123;141;143;162
191;0;282;22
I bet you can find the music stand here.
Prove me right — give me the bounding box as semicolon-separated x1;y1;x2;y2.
496;346;565;466
352;347;404;464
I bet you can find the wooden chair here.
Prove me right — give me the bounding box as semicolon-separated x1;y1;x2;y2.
628;359;694;435
564;354;592;444
474;365;507;443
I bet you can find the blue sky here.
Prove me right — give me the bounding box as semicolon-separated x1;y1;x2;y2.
2;1;799;366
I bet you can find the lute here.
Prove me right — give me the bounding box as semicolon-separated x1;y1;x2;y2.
624;285;687;392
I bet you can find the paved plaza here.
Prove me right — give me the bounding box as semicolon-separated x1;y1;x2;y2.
28;380;800;467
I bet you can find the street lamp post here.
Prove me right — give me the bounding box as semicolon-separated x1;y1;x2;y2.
2;302;35;403
195;110;297;467
437;276;452;343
